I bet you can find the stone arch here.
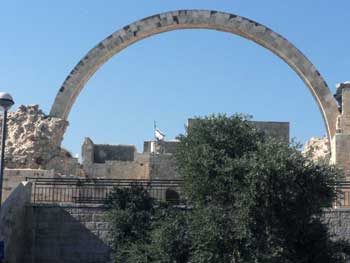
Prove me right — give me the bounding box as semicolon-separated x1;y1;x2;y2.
50;10;339;140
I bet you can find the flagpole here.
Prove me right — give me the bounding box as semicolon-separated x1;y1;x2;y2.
153;120;157;154
154;121;157;141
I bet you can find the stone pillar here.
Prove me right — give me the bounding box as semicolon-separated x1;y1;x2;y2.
82;137;94;166
332;82;350;177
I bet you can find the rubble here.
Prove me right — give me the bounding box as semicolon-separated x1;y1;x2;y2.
3;105;82;175
303;136;330;163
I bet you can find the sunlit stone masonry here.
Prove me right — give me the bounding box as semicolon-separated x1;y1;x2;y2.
332;82;350;177
1;105;80;175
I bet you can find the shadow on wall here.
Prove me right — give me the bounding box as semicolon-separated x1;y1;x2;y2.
28;205;112;263
0;181;32;263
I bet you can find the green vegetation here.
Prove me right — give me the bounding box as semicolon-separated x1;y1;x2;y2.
106;114;350;262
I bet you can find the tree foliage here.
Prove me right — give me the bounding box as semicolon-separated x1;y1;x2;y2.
106;114;350;263
105;184;154;262
151;207;191;262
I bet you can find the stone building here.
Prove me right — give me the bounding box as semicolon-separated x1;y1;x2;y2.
0;105;291;202
81;137;180;180
81;120;290;180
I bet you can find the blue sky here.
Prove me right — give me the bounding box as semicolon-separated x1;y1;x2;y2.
1;1;350;157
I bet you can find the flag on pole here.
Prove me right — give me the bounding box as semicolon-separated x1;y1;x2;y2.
155;128;165;141
154;121;165;141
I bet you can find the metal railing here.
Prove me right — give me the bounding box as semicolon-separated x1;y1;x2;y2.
26;177;184;205
25;177;350;208
334;181;350;208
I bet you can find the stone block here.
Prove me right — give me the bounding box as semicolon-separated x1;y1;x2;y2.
331;134;350;176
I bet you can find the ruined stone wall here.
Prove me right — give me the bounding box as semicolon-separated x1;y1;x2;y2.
82;138;136;164
4;105;82;176
82;137;147;179
303;136;330;163
82;141;178;180
82;137;95;167
5;105;66;168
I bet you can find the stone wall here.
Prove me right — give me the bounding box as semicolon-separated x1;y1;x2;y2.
2;169;54;202
83;151;178;180
26;205;112;263
82;120;289;180
84;153;150;179
2;169;88;207
82;137;94;166
3;105;81;176
150;154;179;180
144;140;179;154
252;121;289;143
332;134;350;177
331;82;350;177
0;182;32;263
93;144;136;163
82;137;137;164
5;105;66;168
324;209;350;241
20;206;350;263
187;119;290;143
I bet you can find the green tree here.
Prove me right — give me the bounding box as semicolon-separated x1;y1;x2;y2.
174;114;350;262
176;114;265;207
106;114;350;262
105;184;154;262
150;207;191;262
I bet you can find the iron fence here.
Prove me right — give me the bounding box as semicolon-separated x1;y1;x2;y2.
25;177;350;208
334;181;350;208
26;177;184;205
